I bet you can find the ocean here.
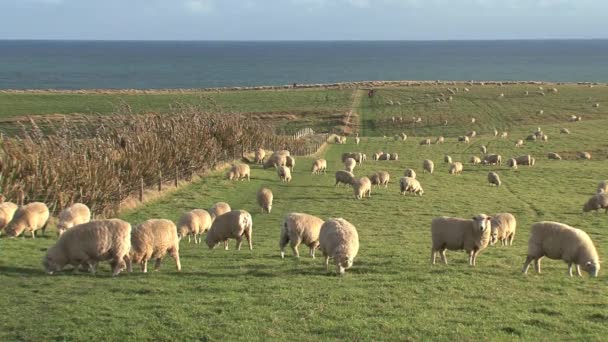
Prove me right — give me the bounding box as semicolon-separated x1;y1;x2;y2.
1;40;607;89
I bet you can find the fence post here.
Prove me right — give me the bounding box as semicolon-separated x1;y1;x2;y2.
17;188;24;206
118;182;122;211
139;177;144;202
158;170;162;192
174;166;179;187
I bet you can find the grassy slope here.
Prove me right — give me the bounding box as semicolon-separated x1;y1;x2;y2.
1;85;608;341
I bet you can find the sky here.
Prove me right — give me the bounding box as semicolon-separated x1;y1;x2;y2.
0;0;606;40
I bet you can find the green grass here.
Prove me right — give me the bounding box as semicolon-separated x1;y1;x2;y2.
1;84;608;341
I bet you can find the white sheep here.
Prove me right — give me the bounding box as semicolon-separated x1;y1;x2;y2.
500;131;508;139
526;134;537;141
507;158;518;170
458;136;470;144
335;170;355;187
400;177;424;196
423;159;434;174
279;213;324;259
311;159;327;175
263;152;287;169
578;152;591;160
583;192;608;213
255;187;274;214
278;165;292;182
4;202;50;238
449;162;463;175
254;148;266;164
344;157;357;173
597;180;608;194
515;155;534;166
431;214;492;266
403;169;416;179
488;172;501;186
57;203;91;237
209;202;231;221
355;137;360;145
483;154;502;166
436;136;445;144
370;171;390;188
420;139;431;146
127;219;181;273
43;219;131;276
522;221;600;277
353;177;372;199
470;156;481;165
466;130;477;138
490;213;516;246
319;218;359;275
226;164;250;181
390;153;399;161
560;128;570;134
0;201;18;234
205;210;253;250
515;139;524;148
480;145;487;154
547;152;562;160
444;155;452;164
541;134;548;142
177;209;211;244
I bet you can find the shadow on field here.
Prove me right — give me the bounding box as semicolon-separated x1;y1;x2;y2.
0;265;44;276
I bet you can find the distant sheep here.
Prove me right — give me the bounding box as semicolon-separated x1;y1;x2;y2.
597;180;608;194
500;131;508;139
344;157;357;173
515;155;535;166
254;148;266;164
458;136;470;144
593;103;600;108
311;159;327;175
444;155;452;164
0;202;18;234
483;154;502;166
436;136;445;144
57;203;91;237
578;152;591;160
127;219;181;273
420;139;431;146
423;159;434;174
490;213;516;246
226;164;250;181
4;202;49;238
379;153;391;161
526;134;537;141
583;192;608;213
335;170;355;187
449;162;463;175
487;172;502;187
280;213;324;259
480;145;487;154
370;171;390;188
560;128;571;134
353;177;372;199
507;158;518;170
319;218;359;275
205;210;253;250
523;221;600;277
209;202;231;221
515;139;524;147
342;152;363;164
400;177;424;196
177;210;212;244
547;152;562;160
493;129;499;137
465;130;477;138
541;135;548;142
470;156;481;165
263;152;287;169
257;187;273;214
390;153;399;161
431;214;492;266
404;169;416;179
278;166;292;182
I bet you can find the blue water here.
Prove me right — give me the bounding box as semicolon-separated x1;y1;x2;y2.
1;40;607;89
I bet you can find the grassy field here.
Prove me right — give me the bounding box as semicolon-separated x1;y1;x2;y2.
1;84;607;341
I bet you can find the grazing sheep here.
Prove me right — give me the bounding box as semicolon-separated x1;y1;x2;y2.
423;159;434;174
278;166;292;182
177;210;211;244
515;139;524;147
483;154;502;166
560;128;571;134
257;187;273;214
490;213;516;246
4;202;50;238
400;132;408;141
344;158;357;173
341;152;363;164
507;158;518;170
57;203;91;237
515;155;534;166
390;153;399;161
466;130;477;138
470;156;482;165
127;219;181;273
335;170;355;187
431;214;492;266
449;162;463;175
370;171;390;188
286;156;296;171
578;152;591;160
205;210;253;250
480;145;487;154
487;172;502;187
280;213;324;259
436;136;445;144
355;137;360;145
420;139;431;146
0;202;18;234
523;221;600;277
209;202;231;221
311;159;327;175
404;169;416;179
593;103;600;108
353;177;372;199
526;134;537;141
373;151;383;161
583;192;608;213
362;153;367;162
538;110;544;115
471;117;476;124
226;164;251;181
43;219;131;277
500;131;508;139
541;135;548;142
547;152;562;160
444;155;452;164
493;129;499;137
458;136;470;144
319;218;359;275
254;148;266;164
400;177;424;196
263;152;287;169
597;180;608;194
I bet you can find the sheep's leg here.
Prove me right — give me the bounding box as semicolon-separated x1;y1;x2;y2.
309;246;316;259
522;256;533;274
111;259;123;277
509;233;515;246
576;264;582;277
290;240;301;258
125;256;133;273
534;258;542;274
235;236;243;251
279;234;289;259
440;250;448;264
223;240;229;250
245;229;253;250
468;251;474;266
170;249;181;271
154;258;162;271
431;249;436;265
568;263;574;277
31;230;36;239
187;235;191;243
89;262;98;275
323;254;329;272
142;260;148;273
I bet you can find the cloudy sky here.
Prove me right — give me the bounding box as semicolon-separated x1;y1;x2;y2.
0;0;605;40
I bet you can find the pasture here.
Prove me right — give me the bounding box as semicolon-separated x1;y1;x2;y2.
0;83;607;341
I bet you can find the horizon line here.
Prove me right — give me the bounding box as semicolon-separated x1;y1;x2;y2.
1;38;608;43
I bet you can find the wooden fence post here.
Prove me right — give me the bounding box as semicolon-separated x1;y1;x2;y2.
118;183;122;211
139;177;144;202
158;170;162;192
174;166;179;187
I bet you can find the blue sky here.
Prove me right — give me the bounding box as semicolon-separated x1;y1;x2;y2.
0;0;606;40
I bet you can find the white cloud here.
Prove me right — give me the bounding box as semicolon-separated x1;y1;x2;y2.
184;0;214;14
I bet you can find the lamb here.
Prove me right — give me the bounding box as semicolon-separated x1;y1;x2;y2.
490;213;516;246
0;201;18;234
257;187;273;214
471;117;476;124
400;177;424;196
522;221;600;277
458;136;470;143
582;192;608;213
263;152;287;169
370;171;390;188
399;132;408;141
507;158;518;170
335;170;355;187
431;214;492;266
390;153;399;161
4;202;50;238
493;129;499;137
254;148;266;164
205;210;253;250
311;159;327;175
344;157;357;173
541;135;548;142
444;155;452;164
480;145;487;154
279;213;324;259
209;202;231;220
515;139;524;147
420;139;431;146
515;155;534;166
593;103;600;108
319;218;359;275
560;128;571;134
597;180;608;194
56;203;91;237
547;152;562;160
353;177;372;199
578;152;591;160
500;131;508;139
127;219;181;273
404;169;416;179
43;219;132;277
470;156;481;165
483;154;502;166
286;156;296;171
423;159;434;174
177;209;212;244
278;165;292;182
487;172;502;187
436;136;445;144
449;162;463;175
372;151;382;161
226;164;250;181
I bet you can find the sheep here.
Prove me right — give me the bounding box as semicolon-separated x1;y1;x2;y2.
373;151;383;161
390;153;399;161
578;152;591;160
458;136;470;143
205;210;253;250
465;130;477;138
404;169;416;179
551;88;558;93
480;145;487;154
423;159;434;174
431;214;492;266
319;218;359;275
538;110;544;115
547;152;562;160
311;159;327;175
490;213;516;246
399;132;408;141
286;156;296;171
583;192;608;213
515;155;534;166
56;203;91;237
493;129;499;137
560;128;571;134
435;136;445;144
400;177;424;196
420;139;431;146
471;117;476;124
254;148;266;164
279;213;324;259
0;201;18;234
507;158;518;170
353;177;372;199
488;172;502;187
515;139;524;147
522;221;600;277
277;166;292;182
127;219;181;273
209;202;231;221
483;154;502;166
444;155;452;164
500;131;508;139
370;171;390;188
355;137;360;145
344;158;357;173
597;180;608;194
226;164;250;181
526;134;537;141
470;156;481;165
263;152;287;169
541;134;548;142
257;187;273;214
177;209;211;244
498;93;505;98
361;154;367;162
335;170;355;187
4;202;50;238
43;219;131;277
380;153;391;161
449;162;463;175
593;103;600;108
341;152;363;164
568;115;581;122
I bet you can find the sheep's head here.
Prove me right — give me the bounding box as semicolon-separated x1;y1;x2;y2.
42;248;65;275
472;214;492;233
205;235;218;249
177;226;189;240
226;170;235;180
3;221;23;237
56;222;70;237
335;254;354;275
582;260;600;277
